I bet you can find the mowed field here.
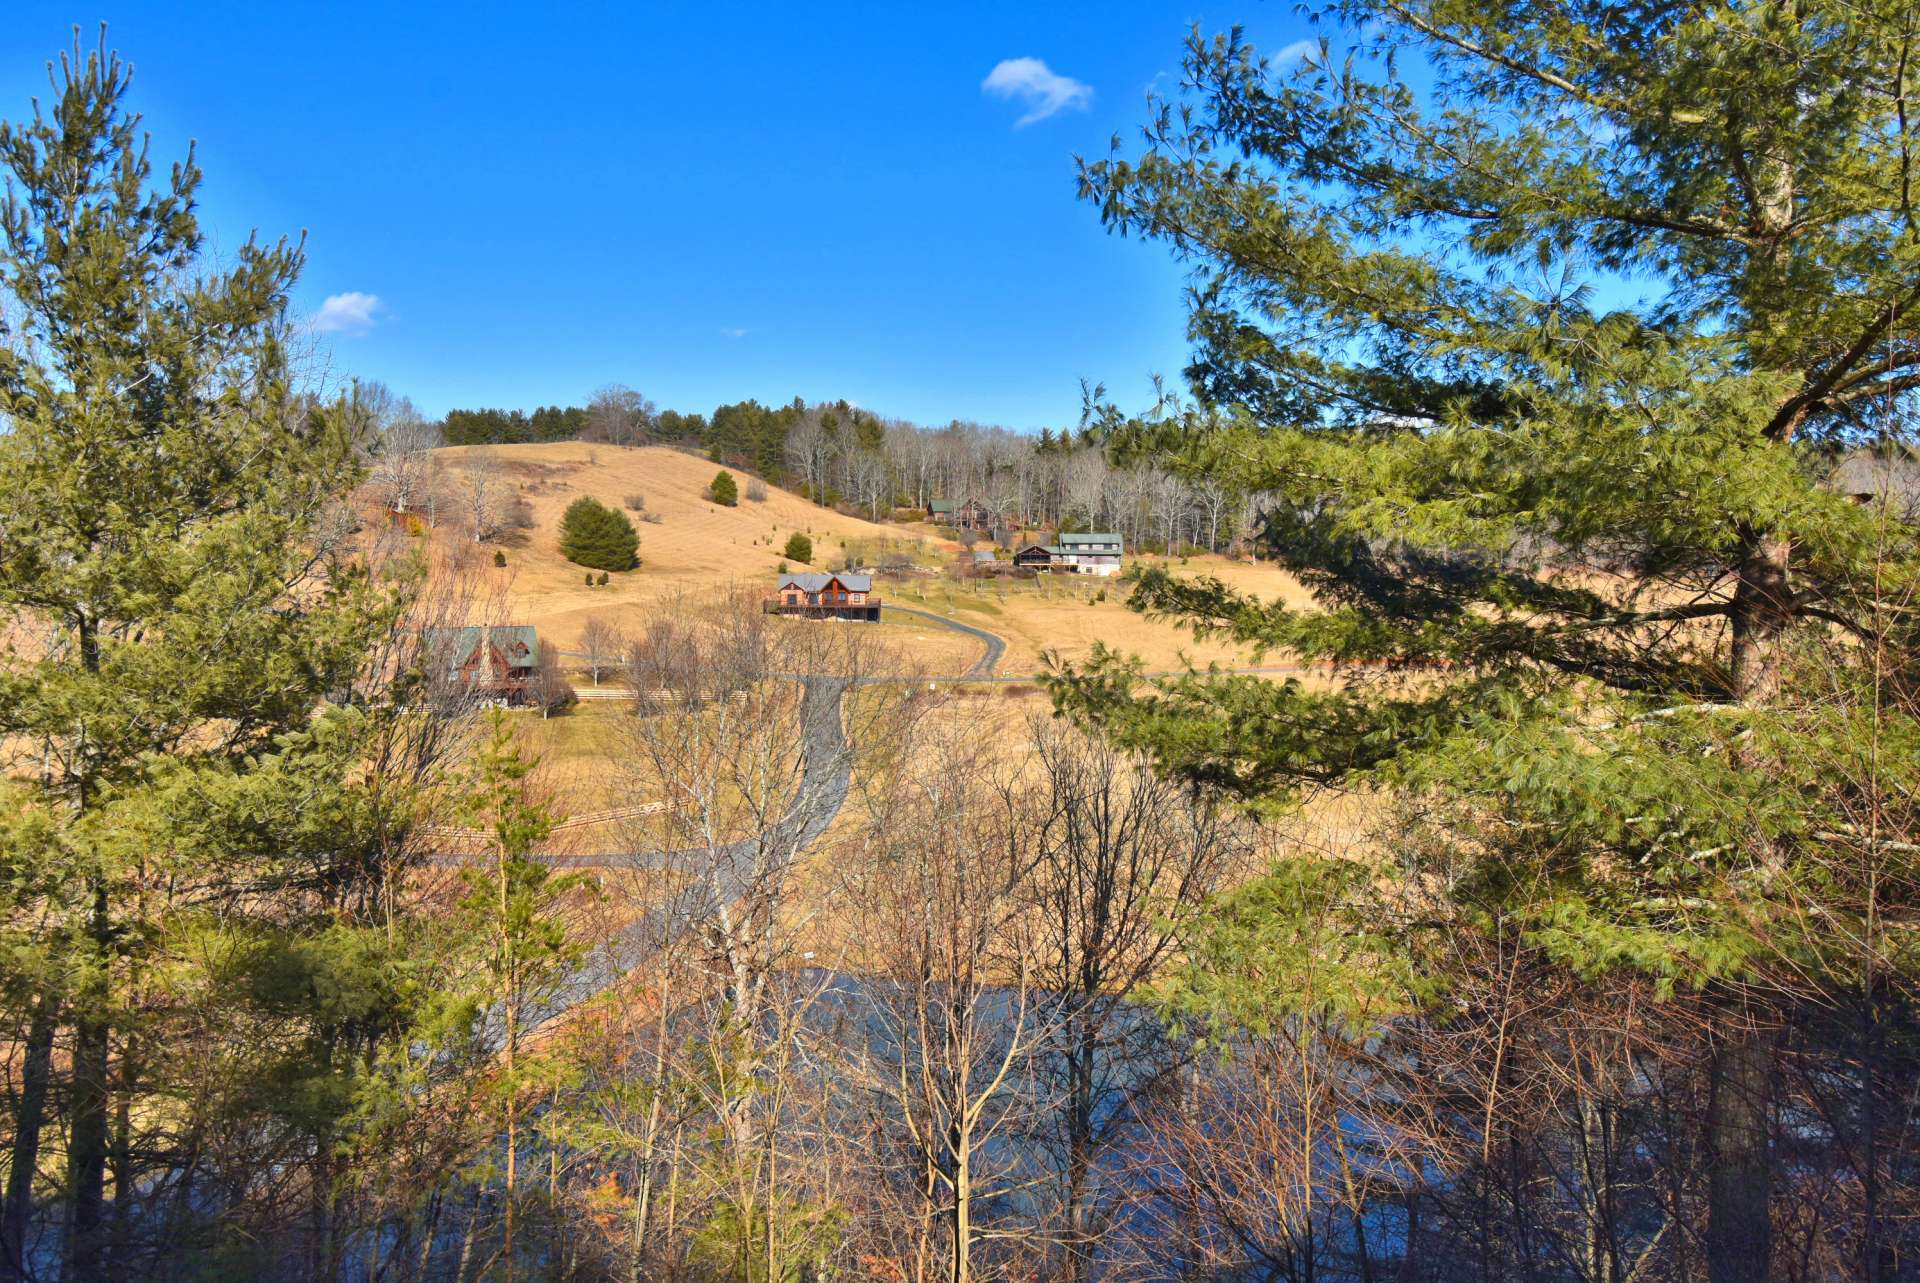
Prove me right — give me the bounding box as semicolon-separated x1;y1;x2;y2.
430;441;1318;679
433;441;954;652
412;443;1363;874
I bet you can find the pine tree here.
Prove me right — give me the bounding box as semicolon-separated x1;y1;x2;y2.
710;469;739;507
1064;8;1920;1279
0;35;407;1277
783;532;813;564
452;714;586;1282
558;495;639;571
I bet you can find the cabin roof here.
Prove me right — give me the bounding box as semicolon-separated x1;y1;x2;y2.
1831;447;1920;505
425;625;540;670
779;572;873;593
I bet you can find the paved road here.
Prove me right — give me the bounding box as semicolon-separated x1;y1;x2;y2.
537;605;1010;1020
537;672;853;1020
449;603;1376;1029
879;603;1004;678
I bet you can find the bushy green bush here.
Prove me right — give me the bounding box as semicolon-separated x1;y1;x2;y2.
709;470;738;506
560;495;639;571
783;532;813;563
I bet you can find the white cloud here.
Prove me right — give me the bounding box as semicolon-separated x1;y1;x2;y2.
982;57;1092;128
719;326;750;339
1274;39;1318;66
312;291;381;334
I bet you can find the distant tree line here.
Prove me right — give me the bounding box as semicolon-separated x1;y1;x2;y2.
404;384;1254;555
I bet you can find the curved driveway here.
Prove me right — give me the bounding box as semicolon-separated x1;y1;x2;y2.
880;603;1004;677
536;608;1004;1021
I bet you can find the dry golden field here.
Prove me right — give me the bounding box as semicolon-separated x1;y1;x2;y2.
431;441;948;645
424;441;1318;679
407;442;1351;832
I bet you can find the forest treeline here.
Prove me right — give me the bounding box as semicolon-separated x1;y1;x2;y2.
6;7;1920;1283
402;384;1252;555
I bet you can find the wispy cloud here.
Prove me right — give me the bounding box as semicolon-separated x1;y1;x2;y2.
1274;39;1319;66
982;57;1092;128
313;291;381;334
719;326;750;339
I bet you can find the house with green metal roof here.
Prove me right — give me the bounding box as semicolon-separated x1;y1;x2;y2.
1013;532;1124;576
927;496;991;530
424;625;541;700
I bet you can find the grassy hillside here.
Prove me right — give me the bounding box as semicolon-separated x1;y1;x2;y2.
428;441;1319;677
434;441;952;648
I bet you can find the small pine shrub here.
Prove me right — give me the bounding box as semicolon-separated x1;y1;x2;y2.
597;571;609;586
709;470;738;506
493;550;507;568
585;571;594;586
776;560;789;573
783;532;813;564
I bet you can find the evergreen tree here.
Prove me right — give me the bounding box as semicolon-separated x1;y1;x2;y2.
0;36;409;1277
558;495;639;571
783;532;813;564
451;714;586;1279
1064;7;1920;1279
710;469;739;506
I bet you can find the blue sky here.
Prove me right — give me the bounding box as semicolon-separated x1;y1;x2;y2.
0;3;1317;430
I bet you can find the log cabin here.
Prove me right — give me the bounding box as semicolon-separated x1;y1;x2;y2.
767;572;882;622
928;497;992;530
425;625;541;702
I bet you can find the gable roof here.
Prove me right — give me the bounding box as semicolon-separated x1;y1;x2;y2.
426;625;540;670
779;572;873;593
928;498;958;513
1831;447;1920;510
1056;531;1123;548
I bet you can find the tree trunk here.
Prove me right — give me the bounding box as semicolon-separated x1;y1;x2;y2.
1064;1029;1094;1283
1730;534;1792;705
1697;530;1793;1283
64;884;111;1283
1;999;54;1283
950;1126;971;1283
1706;1030;1773;1283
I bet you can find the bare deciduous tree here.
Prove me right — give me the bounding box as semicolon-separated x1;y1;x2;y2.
1017;717;1247;1282
458;447;513;543
841;722;1060;1283
584;384;656;447
577;616;627;687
